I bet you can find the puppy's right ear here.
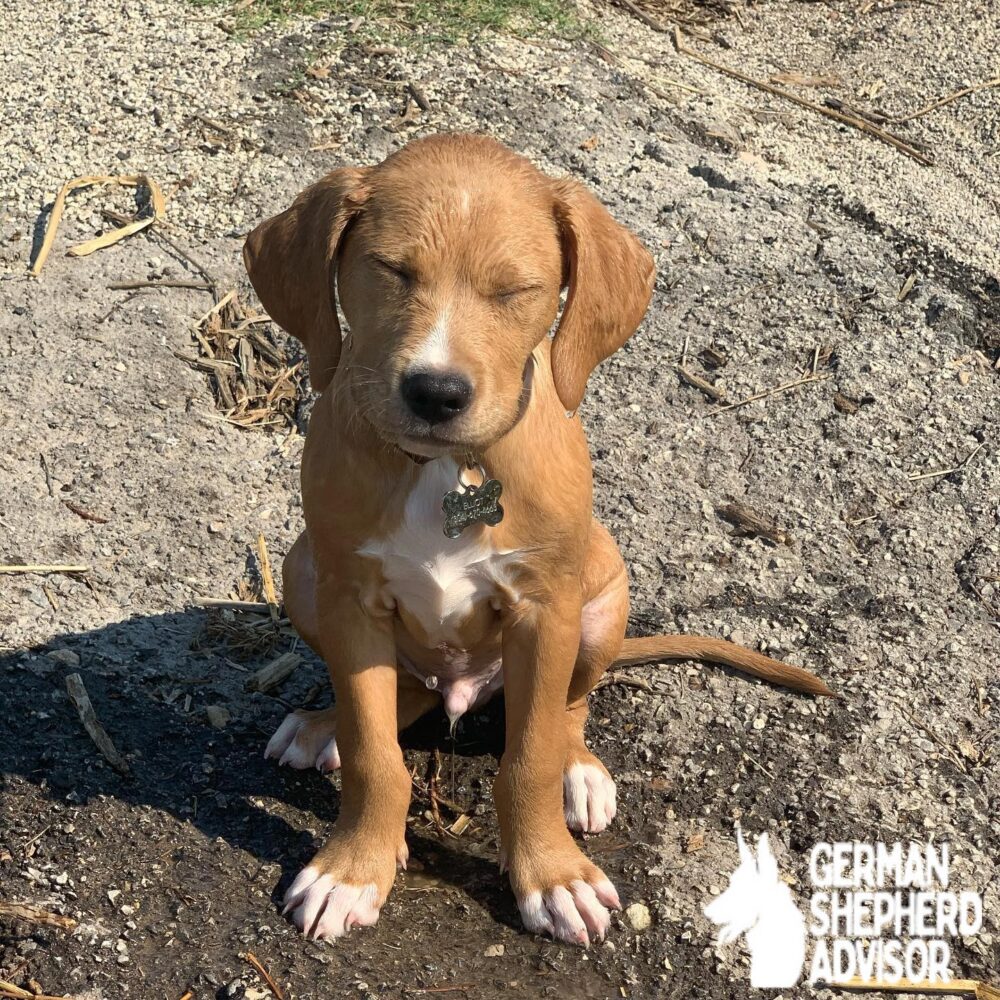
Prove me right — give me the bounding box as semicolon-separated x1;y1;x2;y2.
243;168;371;392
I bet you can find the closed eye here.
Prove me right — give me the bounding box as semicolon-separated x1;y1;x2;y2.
495;284;541;304
371;255;414;286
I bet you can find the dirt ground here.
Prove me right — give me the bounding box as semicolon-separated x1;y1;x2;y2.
1;1;998;998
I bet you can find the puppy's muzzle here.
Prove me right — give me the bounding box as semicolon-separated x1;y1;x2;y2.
400;369;473;425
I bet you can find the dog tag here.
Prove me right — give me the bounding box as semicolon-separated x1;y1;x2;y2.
442;463;504;539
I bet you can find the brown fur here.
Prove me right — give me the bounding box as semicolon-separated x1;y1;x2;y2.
244;133;833;944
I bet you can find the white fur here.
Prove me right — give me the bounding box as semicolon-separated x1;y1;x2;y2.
359;459;517;647
265;711;341;772
283;866;380;940
564;761;617;833
412;307;452;369
516;878;619;946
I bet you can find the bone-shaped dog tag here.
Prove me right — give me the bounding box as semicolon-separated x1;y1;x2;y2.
442;468;504;539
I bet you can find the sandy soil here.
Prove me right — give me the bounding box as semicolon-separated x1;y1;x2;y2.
1;1;997;998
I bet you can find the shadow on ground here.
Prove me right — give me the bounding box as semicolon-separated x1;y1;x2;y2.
0;609;516;925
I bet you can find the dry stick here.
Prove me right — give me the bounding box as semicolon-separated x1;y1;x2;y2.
256;533;280;625
831;976;1000;999
39;453;55;497
61;499;109;524
0;903;76;931
616;0;670;33
0;982;67;1000
889;76;1000;123
406;81;431;111
109;279;214;291
428;750;454;837
29;174;166;276
146;225;220;298
244;652;302;694
705;374;831;417
195;289;237;328
907;441;986;482
0;564;89;575
65;673;131;776
676;365;726;401
405;988;477;997
244;952;285;1000
672;28;933;165
197;597;272;612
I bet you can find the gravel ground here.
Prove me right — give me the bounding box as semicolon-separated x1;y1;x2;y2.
1;1;998;998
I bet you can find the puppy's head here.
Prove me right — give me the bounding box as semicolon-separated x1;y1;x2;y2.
244;134;654;456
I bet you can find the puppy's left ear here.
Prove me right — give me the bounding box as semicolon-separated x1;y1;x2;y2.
550;179;655;412
243;167;371;393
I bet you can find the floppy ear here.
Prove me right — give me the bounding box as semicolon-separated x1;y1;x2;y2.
242;167;370;393
550;178;656;412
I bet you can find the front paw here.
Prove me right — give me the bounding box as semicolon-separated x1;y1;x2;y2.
283;835;406;940
563;753;617;834
264;708;340;772
509;839;621;946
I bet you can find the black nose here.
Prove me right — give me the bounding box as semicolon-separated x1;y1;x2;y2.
400;370;473;425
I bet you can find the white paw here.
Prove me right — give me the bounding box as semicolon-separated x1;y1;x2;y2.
283;865;380;940
563;762;617;833
517;878;620;946
264;712;340;772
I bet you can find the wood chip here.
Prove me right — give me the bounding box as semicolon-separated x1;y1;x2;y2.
406;82;431;111
716;502;789;545
898;272;917;301
256;533;280;625
700;345;729;369
448;814;473;836
833;392;860;415
676;365;726;401
244;652;302;694
0;903;76;931
684;831;705;853
65;673;130;776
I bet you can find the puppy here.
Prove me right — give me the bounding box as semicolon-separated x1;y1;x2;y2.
244;133;832;946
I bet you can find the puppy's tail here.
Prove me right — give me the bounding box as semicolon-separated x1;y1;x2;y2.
612;635;836;697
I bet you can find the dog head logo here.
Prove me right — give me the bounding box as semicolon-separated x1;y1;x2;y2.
703;828;807;988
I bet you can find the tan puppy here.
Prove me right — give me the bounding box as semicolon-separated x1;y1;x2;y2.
244;134;832;946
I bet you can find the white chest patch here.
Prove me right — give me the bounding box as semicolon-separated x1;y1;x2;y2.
358;459;516;646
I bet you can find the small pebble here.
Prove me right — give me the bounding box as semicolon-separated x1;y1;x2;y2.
625;902;651;931
206;705;231;729
47;648;80;667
